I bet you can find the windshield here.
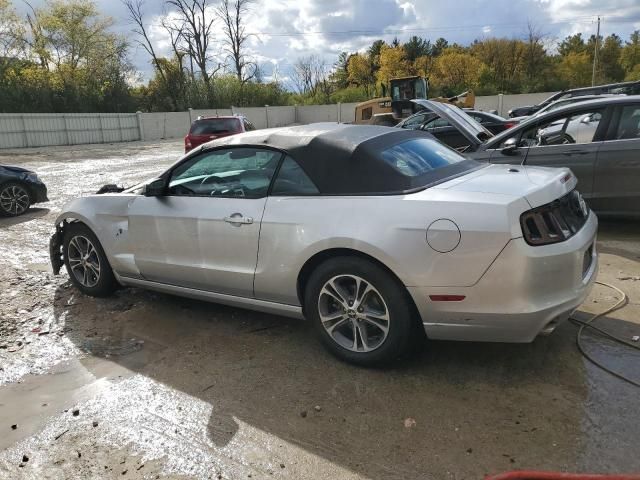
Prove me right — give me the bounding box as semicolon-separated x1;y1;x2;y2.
190;118;240;135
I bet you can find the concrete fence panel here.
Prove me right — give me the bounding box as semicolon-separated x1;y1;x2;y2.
0;112;140;149
297;104;340;124
475;92;557;116
1;93;569;149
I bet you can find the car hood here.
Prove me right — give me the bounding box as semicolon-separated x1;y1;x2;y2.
411;100;493;148
0;165;33;174
435;163;578;209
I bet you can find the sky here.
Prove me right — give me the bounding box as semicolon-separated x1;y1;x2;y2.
12;0;640;86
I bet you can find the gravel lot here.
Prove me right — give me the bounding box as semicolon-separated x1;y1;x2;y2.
1;140;639;480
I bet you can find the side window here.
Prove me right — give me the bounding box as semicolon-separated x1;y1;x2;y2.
402;114;426;128
271;156;319;196
424;117;450;130
168;148;281;198
470;114;485;123
361;107;373;121
615;106;640;140
519;109;604;147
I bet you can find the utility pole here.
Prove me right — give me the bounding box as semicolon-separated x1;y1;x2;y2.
592;16;600;86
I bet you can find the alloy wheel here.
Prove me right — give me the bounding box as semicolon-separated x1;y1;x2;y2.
67;235;101;288
0;185;29;216
317;274;390;352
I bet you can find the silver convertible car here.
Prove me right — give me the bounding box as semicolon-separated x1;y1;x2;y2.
50;124;598;365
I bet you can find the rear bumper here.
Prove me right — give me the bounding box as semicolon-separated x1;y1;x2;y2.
409;211;598;342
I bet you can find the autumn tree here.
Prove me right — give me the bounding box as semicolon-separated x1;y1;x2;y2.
432;49;485;93
376;45;410;87
557;51;592;88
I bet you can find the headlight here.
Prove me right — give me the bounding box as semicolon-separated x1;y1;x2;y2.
26;173;40;182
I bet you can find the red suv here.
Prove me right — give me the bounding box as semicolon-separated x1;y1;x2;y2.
184;115;255;153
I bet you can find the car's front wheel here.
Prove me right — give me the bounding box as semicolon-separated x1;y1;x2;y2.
304;256;418;366
0;182;31;217
63;223;117;297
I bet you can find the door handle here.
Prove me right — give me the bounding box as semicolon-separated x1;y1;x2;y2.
563;149;588;156
224;214;253;225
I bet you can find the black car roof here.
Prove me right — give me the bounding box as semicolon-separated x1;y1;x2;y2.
203;123;479;194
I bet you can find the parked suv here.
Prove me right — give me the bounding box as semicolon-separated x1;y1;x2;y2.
185;115;255;152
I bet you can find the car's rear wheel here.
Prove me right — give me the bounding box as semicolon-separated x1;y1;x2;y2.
304;256;417;366
63;223;117;297
0;182;31;217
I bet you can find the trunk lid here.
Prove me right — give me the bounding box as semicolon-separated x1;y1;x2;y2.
436;164;578;208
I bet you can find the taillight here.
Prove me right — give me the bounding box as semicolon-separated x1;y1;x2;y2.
185;136;192;150
520;190;589;246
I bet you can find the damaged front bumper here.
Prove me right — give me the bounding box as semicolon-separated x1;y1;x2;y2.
49;222;65;275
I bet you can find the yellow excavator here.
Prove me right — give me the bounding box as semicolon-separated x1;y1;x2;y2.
353;76;475;125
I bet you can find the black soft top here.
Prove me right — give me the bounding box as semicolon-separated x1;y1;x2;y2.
207;123;479;195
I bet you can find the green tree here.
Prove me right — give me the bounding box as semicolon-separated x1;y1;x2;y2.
559;33;587;56
403;36;431;62
598;34;625;82
556;51;592;87
621;31;640;74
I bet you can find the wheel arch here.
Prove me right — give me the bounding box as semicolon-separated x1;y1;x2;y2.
296;247;420;319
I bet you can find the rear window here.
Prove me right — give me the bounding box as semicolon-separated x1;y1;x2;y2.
380;137;467;177
190;118;240;135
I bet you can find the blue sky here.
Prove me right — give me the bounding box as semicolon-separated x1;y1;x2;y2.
13;0;640;84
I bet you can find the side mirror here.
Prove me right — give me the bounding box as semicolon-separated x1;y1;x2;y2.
500;138;519;156
143;178;166;197
580;115;592;124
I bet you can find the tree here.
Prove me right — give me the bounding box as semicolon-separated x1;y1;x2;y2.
330;51;350;90
598;34;625;82
0;0;24;58
347;53;373;95
376;45;410;86
123;0;172;101
291;55;329;100
471;38;525;92
558;33;587;57
167;0;217;102
432;49;485;93
556;51;592;88
403;36;431;62
621;30;640;74
216;0;256;83
431;37;449;57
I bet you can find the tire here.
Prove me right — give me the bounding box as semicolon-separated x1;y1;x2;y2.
304;256;419;367
0;182;31;217
63;223;117;297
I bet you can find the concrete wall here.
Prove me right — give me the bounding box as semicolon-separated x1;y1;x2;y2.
0;94;559;149
0;113;140;149
475;92;556;117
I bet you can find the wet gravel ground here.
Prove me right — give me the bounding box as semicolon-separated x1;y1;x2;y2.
1;140;640;479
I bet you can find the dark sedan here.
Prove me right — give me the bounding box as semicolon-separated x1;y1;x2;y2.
0;165;48;217
414;97;640;218
397;110;516;151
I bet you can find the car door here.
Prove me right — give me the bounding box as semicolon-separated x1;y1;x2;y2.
520;107;608;200
128;147;283;297
590;103;640;216
490;107;607;200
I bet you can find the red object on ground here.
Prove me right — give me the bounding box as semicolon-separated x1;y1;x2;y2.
485;472;640;480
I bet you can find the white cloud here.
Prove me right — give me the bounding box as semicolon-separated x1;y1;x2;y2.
12;0;640;83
